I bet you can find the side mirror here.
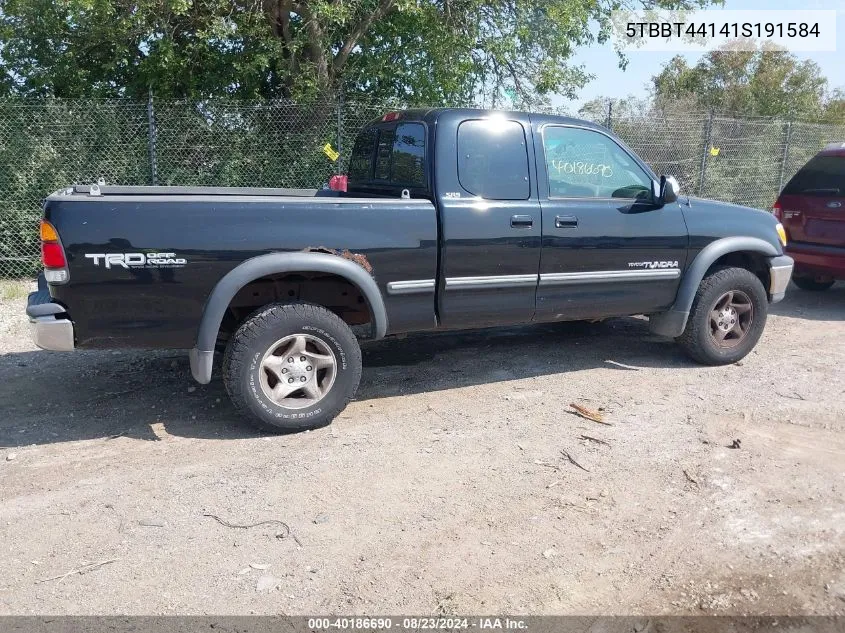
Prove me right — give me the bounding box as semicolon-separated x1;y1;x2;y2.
658;175;680;205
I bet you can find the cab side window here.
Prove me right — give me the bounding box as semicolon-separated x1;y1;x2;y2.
543;126;652;200
392;124;426;186
457;119;530;200
349;128;377;181
374;128;396;181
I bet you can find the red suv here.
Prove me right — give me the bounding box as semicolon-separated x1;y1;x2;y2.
774;143;845;291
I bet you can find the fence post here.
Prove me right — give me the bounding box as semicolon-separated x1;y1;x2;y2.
777;120;793;193
336;90;344;174
605;99;613;130
334;88;344;174
146;87;159;186
698;110;714;196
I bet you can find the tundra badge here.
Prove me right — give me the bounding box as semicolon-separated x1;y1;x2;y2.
628;260;679;269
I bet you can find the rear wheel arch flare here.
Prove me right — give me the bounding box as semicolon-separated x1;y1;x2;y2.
195;252;388;356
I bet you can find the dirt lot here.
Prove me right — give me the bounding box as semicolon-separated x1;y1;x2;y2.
0;280;843;615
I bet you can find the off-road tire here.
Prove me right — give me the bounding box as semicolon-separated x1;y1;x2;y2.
222;303;362;433
676;266;768;366
792;276;835;292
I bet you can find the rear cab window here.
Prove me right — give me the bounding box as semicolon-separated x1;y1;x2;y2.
782;155;845;196
348;121;427;194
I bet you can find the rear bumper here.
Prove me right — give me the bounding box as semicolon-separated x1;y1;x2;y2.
769;255;794;303
26;275;75;352
786;242;845;279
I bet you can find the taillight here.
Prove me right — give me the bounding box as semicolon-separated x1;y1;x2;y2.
41;242;66;268
40;219;69;284
772;198;783;220
382;111;400;122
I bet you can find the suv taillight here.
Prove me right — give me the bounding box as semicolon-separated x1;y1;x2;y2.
772;198;783;220
40;220;69;283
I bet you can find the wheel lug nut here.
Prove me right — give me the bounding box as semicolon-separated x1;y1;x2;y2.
288;378;294;383
300;376;306;382
287;357;293;363
300;356;306;362
281;368;288;374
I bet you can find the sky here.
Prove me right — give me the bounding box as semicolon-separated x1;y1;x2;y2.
557;0;845;112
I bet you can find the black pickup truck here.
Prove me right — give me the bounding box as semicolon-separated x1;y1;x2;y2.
28;108;793;431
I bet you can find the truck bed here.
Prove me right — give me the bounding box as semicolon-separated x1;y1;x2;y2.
44;184;438;348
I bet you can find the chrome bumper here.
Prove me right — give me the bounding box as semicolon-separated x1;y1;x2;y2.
27;281;75;351
769;255;794;303
29;314;75;351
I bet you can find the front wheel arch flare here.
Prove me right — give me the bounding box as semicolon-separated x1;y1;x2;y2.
672;237;782;312
674;237;780;315
196;252;388;356
649;237;780;338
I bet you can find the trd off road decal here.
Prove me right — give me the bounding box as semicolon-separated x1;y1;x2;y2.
84;252;187;269
628;260;679;269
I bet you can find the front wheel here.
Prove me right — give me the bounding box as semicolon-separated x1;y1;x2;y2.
222;303;363;432
676;266;768;365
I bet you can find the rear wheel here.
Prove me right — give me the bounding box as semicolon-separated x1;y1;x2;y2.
792;275;835;292
223;303;362;432
676;266;768;365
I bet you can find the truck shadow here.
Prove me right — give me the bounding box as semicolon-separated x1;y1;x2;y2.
1;317;691;447
0;285;835;447
769;281;845;321
356;318;688;403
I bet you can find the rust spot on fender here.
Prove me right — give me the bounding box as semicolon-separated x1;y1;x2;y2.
302;246;374;274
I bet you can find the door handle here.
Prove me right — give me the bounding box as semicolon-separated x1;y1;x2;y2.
555;215;578;229
511;214;534;228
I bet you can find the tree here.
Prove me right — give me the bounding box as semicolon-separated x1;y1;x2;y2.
577;95;652;122
1;0;715;104
819;89;845;123
651;41;843;122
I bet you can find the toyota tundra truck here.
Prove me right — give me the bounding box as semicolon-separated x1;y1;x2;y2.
27;108;794;432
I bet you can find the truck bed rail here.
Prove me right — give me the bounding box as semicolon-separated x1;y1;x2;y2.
67;185;333;198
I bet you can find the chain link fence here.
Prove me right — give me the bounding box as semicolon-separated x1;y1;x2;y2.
2;97;844;278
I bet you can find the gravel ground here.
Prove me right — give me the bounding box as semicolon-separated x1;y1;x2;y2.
0;280;843;615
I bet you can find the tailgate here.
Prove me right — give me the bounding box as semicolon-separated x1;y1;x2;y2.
779;153;845;246
779;193;845;246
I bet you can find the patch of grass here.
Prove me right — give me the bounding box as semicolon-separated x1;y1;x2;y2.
0;279;33;301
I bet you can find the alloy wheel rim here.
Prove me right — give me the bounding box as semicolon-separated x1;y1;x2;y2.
258;334;337;409
708;290;754;349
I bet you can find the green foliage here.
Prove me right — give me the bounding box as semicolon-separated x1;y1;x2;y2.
3;96;845;278
578;96;653;122
576;93;845;212
0;0;283;99
642;42;845;209
0;100;152;276
0;96;392;277
0;279;31;301
651;41;843;122
2;0;715;104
